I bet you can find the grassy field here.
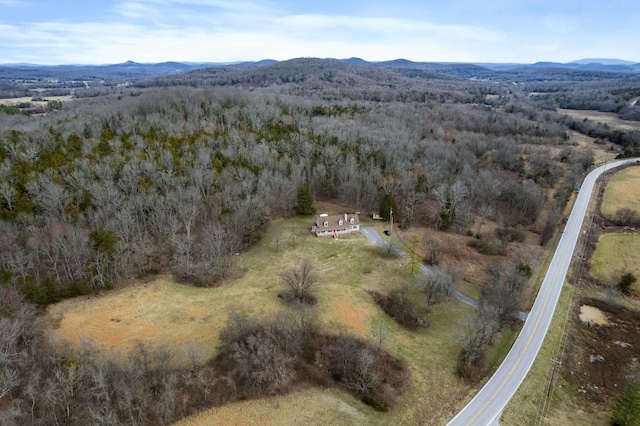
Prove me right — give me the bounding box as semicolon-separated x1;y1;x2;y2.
590;234;640;289
566;130;615;165
47;206;485;425
600;166;640;218
0;94;73;106
558;108;640;132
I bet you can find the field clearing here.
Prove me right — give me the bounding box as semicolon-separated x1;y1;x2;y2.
590;234;640;288
558;108;640;132
175;388;369;426
46;208;483;425
567;131;615;165
0;95;73;106
600;166;640;218
47;214;399;361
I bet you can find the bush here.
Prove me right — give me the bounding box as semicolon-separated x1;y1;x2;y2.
322;335;409;411
278;260;320;305
495;227;525;243
618;272;637;296
467;236;506;255
218;310;410;410
367;288;425;330
614;208;640;226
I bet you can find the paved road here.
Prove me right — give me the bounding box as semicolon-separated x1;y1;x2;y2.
447;158;638;426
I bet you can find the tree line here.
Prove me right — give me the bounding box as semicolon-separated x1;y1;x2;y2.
0;80;595;303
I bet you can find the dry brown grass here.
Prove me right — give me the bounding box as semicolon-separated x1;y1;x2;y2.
174;388;367;426
47;276;236;362
567;130;617;165
45;205;549;425
558;108;640;132
0;95;73;106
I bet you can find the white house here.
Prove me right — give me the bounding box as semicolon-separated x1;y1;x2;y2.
311;213;360;237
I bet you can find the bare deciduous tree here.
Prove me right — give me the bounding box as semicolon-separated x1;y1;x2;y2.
279;259;320;304
415;266;454;313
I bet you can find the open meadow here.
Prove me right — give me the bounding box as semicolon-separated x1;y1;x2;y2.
590;233;640;291
600;166;640;219
0;94;73;106
558;108;640;132
46;209;492;425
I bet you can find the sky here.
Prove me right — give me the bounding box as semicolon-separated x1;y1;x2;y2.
0;0;638;65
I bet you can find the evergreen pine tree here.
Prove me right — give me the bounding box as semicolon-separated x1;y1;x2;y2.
295;183;316;215
379;192;397;221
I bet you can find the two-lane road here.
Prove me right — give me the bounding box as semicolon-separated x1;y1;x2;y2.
448;158;638;426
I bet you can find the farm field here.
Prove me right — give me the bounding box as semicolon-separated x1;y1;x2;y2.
0;94;72;106
558;108;640;132
600;166;640;218
590;233;640;290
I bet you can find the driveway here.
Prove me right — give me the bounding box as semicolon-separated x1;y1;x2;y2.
360;227;509;316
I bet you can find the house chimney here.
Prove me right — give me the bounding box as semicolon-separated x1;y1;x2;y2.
345;213;348;222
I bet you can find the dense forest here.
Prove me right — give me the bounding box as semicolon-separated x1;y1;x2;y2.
1;58;639;424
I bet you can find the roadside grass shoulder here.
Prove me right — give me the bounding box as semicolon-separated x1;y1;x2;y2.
504;167;640;425
501;283;575;425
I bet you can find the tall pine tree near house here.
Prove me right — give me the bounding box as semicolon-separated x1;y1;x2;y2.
295;183;316;215
379;192;397;221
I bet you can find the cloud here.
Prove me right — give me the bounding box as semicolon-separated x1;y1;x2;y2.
0;0;638;64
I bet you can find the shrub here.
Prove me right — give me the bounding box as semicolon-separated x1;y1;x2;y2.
618;272;637;296
322;335;409;411
614;208;640;226
467;236;506;255
367;288;425;330
278;260;320;305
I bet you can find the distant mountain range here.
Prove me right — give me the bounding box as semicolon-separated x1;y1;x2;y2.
1;58;638;73
0;58;638;85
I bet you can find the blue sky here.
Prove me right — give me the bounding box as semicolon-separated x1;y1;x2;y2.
1;0;638;65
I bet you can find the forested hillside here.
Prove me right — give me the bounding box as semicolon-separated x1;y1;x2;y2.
1;57;639;424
